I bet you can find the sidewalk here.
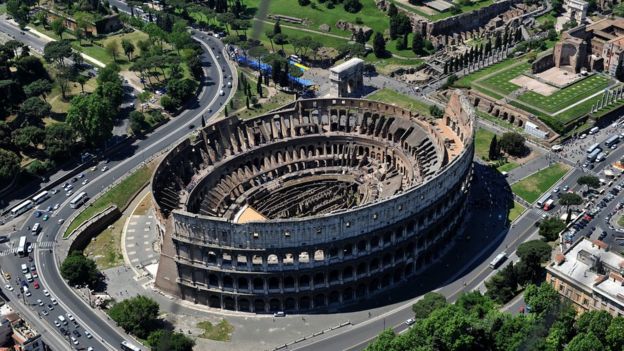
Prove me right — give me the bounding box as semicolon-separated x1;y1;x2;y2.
26;26;107;68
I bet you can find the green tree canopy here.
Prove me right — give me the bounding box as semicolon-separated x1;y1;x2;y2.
19;97;51;125
11;126;44;151
43;41;73;67
499;132;527;156
524;283;560;316
23;79;53;100
0;149;20;183
559;192;583;208
60;251;100;288
108;295;159;338
517;240;552;264
147;330;195;351
66;94;114;146
373;32;386;58
577;175;600;189
412;292;447;319
485;262;518;304
539;217;566;241
43;123;76;160
566;331;604;351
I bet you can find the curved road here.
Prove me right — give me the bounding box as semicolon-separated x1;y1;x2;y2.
0;30;235;350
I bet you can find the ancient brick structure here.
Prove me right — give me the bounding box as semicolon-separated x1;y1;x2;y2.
152;93;475;313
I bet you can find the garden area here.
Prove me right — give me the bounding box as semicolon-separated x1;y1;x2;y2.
511;163;570;203
367;88;432;116
508;200;525;222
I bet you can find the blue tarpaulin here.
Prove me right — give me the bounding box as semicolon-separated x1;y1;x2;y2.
236;56;314;87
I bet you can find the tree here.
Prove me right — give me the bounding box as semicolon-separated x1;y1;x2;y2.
160;95;177;112
577;175;600;191
60;251;100;288
485;262;518;303
606;317;624;351
44;41;72;67
105;40;120;63
373;32;386;58
75;75;89;94
412;32;424;55
44;123;75;160
524;283;561;316
429;105;443;118
344;0;362;13
539;217;566;241
167;78;197;103
147;330;195;351
74;12;91;44
66;94;114;146
256;76;263;97
559;193;583;210
51;18;66;39
517;240;551;265
0;148;20;183
488;135;499;160
96;81;125;110
129;111;146;134
23;79;52;100
54;65;73;100
271;60;282;85
19;97;51;125
388;3;398;16
499;132;527;156
121;39;136;60
108;295;159;338
566;332;604;351
411;292;447;319
12;126;44;151
273;20;282;35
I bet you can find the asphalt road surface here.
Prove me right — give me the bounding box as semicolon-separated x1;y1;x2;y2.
0;25;234;351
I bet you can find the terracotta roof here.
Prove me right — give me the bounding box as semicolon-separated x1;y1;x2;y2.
555;253;566;265
592;239;608;249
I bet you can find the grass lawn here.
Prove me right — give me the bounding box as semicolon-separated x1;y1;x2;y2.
508;201;525;222
0;4;6;14
63;162;156;238
498;162;519;173
197;320;234;342
475;128;496;160
84;214;125;269
516;74;612;114
367;88;431;116
362;55;424;75
48;74;98;116
511;163;570;203
618;214;624;227
453;57;520;89
479;62;531;96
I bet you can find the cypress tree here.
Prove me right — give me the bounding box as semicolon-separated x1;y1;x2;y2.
273;20;282;35
256;77;263;97
488;135;499;160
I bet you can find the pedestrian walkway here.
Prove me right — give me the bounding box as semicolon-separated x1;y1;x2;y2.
121;192;160;278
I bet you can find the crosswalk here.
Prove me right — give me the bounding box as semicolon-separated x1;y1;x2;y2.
0;241;54;256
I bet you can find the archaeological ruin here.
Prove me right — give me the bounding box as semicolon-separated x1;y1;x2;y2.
151;92;475;313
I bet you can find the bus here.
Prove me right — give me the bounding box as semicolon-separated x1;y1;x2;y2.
605;135;620;148
10;200;34;217
17;236;26;257
543;199;555;211
489;252;507;269
69;192;88;209
587;143;600;154
587;148;601;162
536;193;552;208
120;341;142;351
31;191;49;205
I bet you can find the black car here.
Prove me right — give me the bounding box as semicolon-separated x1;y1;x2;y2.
60;327;67;335
72;329;80;337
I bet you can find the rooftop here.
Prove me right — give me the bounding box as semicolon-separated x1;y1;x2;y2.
330;58;364;73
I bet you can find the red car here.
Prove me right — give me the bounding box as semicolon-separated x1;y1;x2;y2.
33;280;39;289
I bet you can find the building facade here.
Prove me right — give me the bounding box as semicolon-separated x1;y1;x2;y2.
152;93;475;313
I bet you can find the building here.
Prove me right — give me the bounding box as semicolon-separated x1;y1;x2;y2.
41;7;122;36
152;92;475;312
11;318;43;351
546;238;624;317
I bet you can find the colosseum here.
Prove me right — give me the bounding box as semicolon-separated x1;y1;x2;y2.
151;91;475;313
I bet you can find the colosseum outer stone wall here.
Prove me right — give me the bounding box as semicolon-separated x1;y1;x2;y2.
152;91;475;313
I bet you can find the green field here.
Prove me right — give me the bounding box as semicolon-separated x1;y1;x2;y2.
516;74;612;113
367;88;432;116
474;128;495;160
511;163;570;203
63;163;155;238
479;62;530;95
498;161;519;173
197;320;234;342
508;201;525;222
453;58;519;89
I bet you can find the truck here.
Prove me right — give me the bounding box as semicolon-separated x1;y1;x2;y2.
24;273;33;282
58;315;67;325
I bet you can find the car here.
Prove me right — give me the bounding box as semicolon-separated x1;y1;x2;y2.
42;215;49;221
78;173;84;178
53;320;60;327
82;179;89;185
36;299;43;306
84;330;92;339
41;309;48;316
87;347;94;351
72;329;80;337
70;336;78;345
63;182;70;189
34;211;41;218
51;189;58;195
31;270;38;278
553;187;560;193
33;280;39;289
50;297;57;305
65;184;73;191
90;166;97;171
562;185;570;192
219;89;225;96
60;327;67;335
46;205;52;212
71;177;78;183
47;303;54;310
27;245;33;253
4;285;13;292
66;190;73;197
273;311;285;317
53;203;60;210
405;318;416;326
43;289;49;297
57;219;64;224
101;166;108;172
66;313;75;321
611;144;617;149
4;272;11;280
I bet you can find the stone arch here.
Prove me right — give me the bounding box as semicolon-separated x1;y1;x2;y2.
343;287;354;301
299;296;311;310
254;299;266;313
268;277;280;290
223;275;233;289
269;298;281;311
239;298;250;312
209;295;220;308
238;277;249;291
284;276;295;289
285;297;296;311
313;294;326;307
313;272;325;286
329;290;340;305
223;296;235;310
299;275;311;289
253;278;264;291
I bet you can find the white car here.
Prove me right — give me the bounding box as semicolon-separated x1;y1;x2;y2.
50;297;58;305
101;166;108;172
4;284;13;292
66;313;74;321
219;89;225;96
66;190;73;197
41;309;49;316
71;336;78;345
57;219;64;224
53;203;60;210
51;189;59;195
36;299;43;306
405;318;415;326
27;245;33;253
82;179;89;185
43;289;49;297
54;320;60;327
84;330;92;339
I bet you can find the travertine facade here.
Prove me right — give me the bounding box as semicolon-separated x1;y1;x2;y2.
152;93;475;312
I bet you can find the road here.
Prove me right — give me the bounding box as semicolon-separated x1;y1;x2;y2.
0;23;235;351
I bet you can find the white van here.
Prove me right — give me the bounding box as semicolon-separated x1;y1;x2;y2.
58;315;67;325
589;126;600;135
31;223;40;234
22;286;30;297
21;264;28;274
